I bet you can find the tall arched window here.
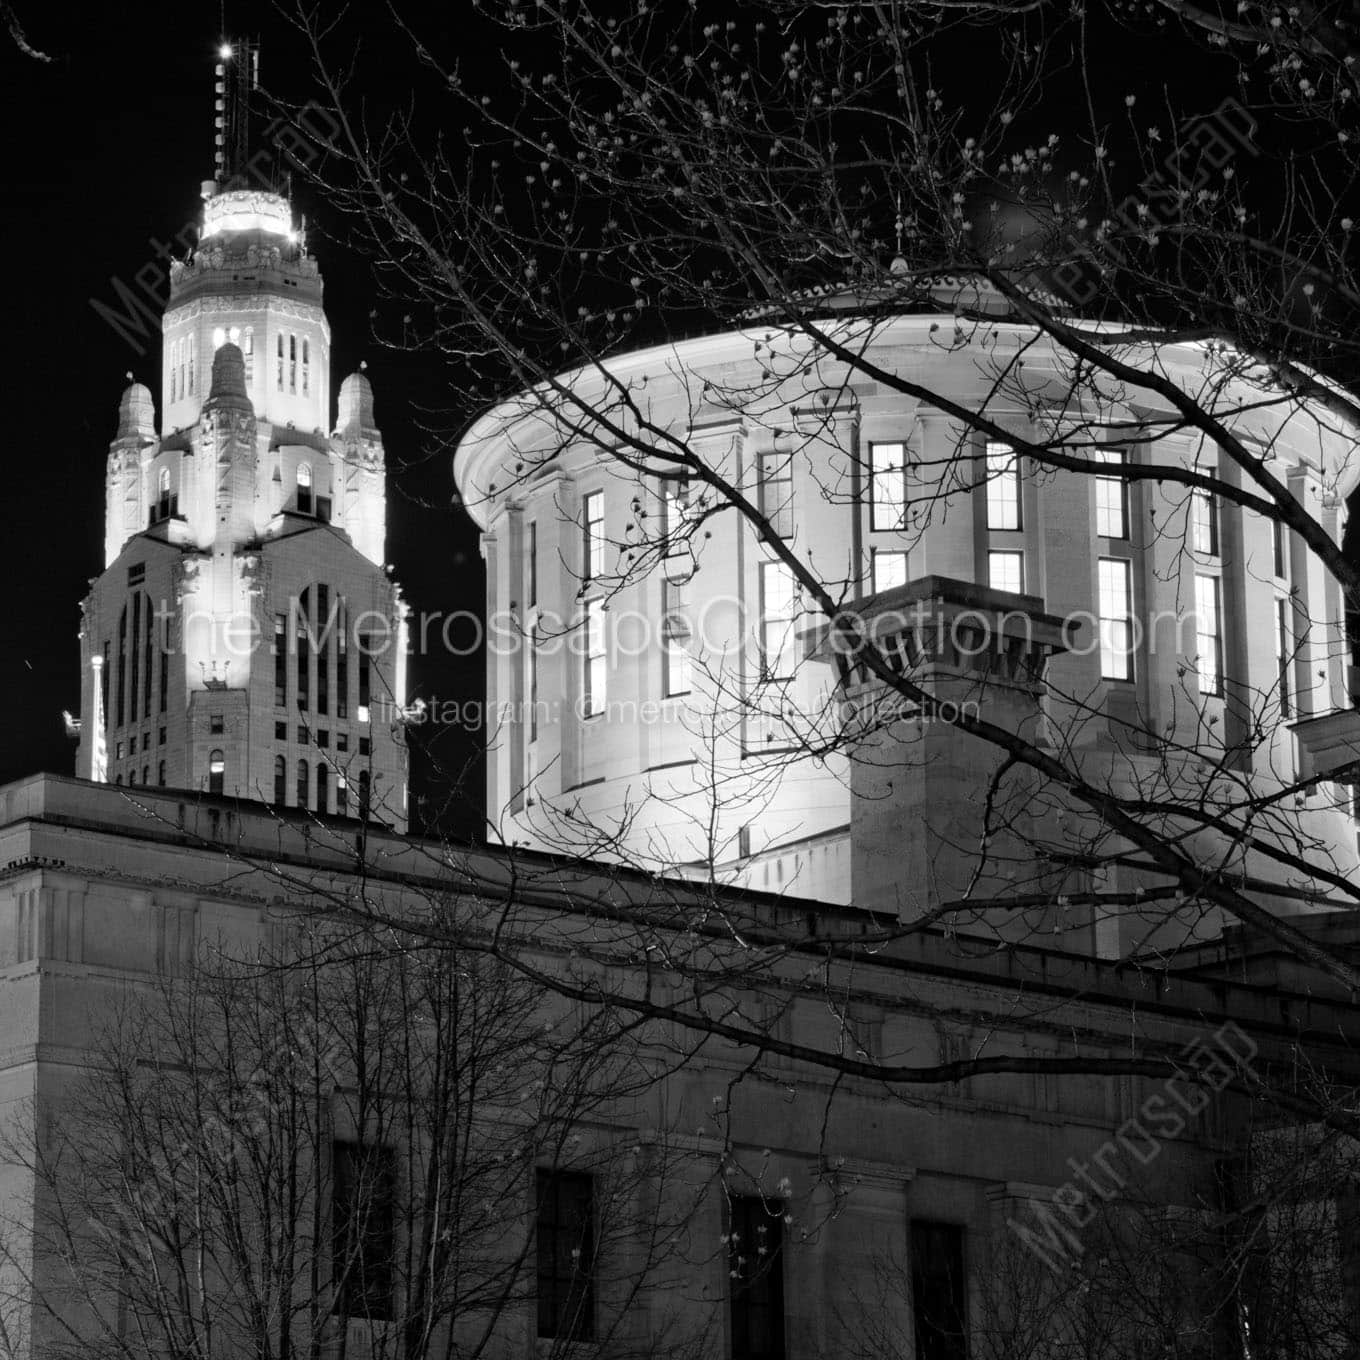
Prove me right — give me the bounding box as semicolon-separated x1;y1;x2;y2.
288;334;297;393
273;754;286;804
243;327;254;385
316;762;329;814
297;461;313;516
169;340;177;401
296;758;309;807
187;340;195;396
177;339;186;402
158;760;166;787
358;769;371;821
301;337;310;396
208;749;224;795
276;333;285;390
154;466;175;522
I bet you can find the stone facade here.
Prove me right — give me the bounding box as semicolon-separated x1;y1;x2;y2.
2;774;1354;1356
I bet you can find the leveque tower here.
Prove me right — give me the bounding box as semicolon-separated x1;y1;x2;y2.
73;43;409;829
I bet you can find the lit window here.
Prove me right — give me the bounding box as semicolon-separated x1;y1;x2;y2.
1192;462;1219;556
583;599;607;717
208;749;225;796
985;441;1021;530
759;561;799;682
212;326;226;349
1098;558;1134;681
153;465;177;523
911;1221;967;1360
536;1171;595;1342
582;491;605;582
758;451;794;539
869;442;908;532
871;549;908;594
988;550;1024;596
528;620;540;741
297;461;313;515
662;580;691;698
1276;597;1292;718
661;479;690;557
1094;448;1128;539
1195;573;1223;696
527;522;538;607
729;1197;786;1360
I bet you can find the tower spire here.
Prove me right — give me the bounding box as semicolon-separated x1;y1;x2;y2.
211;37;266;193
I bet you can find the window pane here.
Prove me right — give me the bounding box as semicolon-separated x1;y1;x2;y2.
332;1142;396;1320
987;550;1024;596
730;1197;786;1360
1192;460;1219;555
758;452;794;539
1098;558;1134;680
870;441;908;532
661;479;690;557
584;599;607;716
537;1171;595;1341
911;1221;968;1360
662;581;692;697
1275;597;1291;718
582;491;605;581
871;549;908;594
1195;573;1223;696
759;562;799;681
1094;448;1128;539
985;441;1020;531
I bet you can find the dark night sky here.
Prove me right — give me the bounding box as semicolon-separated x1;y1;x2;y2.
0;3;487;835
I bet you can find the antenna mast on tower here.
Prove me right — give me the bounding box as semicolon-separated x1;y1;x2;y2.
211;37;264;192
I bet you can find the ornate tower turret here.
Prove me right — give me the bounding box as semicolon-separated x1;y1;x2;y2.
73;42;409;830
